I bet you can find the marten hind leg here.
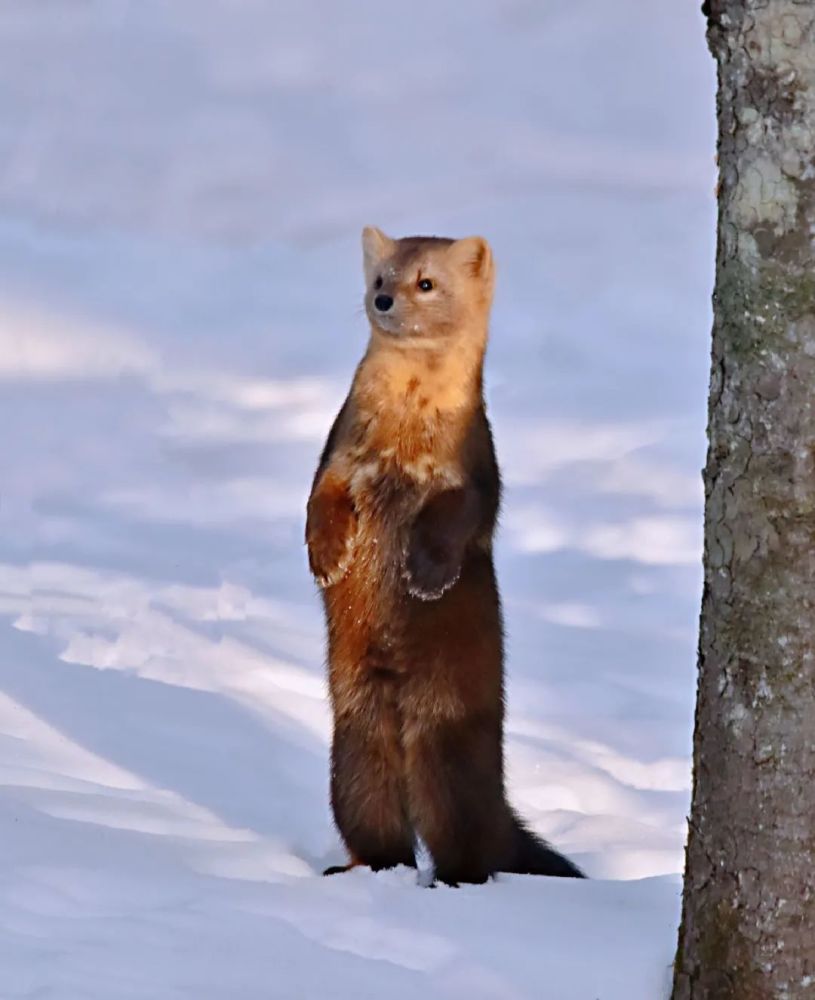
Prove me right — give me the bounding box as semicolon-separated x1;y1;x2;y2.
329;690;416;873
403;711;514;886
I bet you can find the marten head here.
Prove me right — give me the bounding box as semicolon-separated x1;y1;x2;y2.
362;227;494;346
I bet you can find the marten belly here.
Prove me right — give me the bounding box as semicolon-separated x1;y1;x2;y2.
324;493;503;716
323;501;408;677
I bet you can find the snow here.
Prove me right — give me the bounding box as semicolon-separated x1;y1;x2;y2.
0;1;715;997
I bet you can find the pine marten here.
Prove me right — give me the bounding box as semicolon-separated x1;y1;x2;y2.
306;227;584;885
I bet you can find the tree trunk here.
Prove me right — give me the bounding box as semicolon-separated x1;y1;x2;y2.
673;2;815;997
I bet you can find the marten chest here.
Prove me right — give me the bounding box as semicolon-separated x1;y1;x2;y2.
344;407;463;521
346;352;473;493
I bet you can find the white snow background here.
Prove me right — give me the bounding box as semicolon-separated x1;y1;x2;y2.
0;2;716;998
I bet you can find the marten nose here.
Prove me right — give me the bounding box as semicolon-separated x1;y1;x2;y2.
374;294;393;313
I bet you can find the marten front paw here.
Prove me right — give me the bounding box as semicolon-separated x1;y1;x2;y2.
306;482;358;588
404;535;462;601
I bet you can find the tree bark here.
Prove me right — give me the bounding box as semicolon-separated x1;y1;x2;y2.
673;2;815;997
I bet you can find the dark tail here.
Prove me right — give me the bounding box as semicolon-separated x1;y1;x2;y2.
504;813;585;878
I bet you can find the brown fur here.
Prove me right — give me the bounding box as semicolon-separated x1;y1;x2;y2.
306;228;583;884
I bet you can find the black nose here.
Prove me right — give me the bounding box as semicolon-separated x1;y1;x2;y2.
374;294;393;313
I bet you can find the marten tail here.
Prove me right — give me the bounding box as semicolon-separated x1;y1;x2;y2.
504;812;585;878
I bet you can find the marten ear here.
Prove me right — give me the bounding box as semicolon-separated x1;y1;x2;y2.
362;226;394;281
448;236;494;286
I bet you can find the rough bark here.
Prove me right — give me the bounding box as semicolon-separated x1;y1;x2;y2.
673;3;815;997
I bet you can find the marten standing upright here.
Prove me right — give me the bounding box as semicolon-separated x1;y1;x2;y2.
306;227;583;885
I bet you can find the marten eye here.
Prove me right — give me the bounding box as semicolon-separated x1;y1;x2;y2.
418;278;433;292
374;276;383;290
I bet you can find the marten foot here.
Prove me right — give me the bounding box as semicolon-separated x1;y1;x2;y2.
322;856;415;876
432;866;491;888
403;538;461;601
310;532;357;589
322;861;360;876
306;479;358;588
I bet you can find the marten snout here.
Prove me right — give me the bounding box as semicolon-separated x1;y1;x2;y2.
374;294;393;313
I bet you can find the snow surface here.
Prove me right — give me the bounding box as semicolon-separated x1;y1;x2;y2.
0;2;715;997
